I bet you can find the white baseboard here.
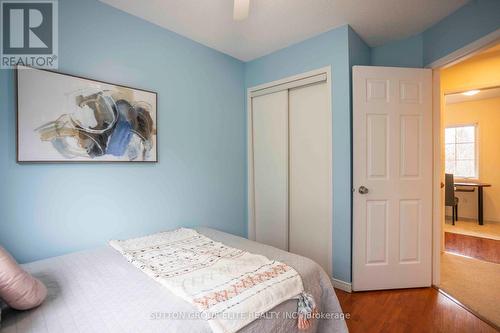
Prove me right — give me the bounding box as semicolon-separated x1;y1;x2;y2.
331;278;352;293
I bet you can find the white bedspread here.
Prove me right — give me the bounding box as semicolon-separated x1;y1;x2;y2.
0;227;348;333
109;228;304;333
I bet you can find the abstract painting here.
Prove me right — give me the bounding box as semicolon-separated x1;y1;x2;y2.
17;65;157;162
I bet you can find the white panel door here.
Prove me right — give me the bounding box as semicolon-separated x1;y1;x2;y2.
252;91;289;251
353;66;432;291
289;82;332;275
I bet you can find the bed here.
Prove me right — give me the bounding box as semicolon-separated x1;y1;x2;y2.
0;228;348;333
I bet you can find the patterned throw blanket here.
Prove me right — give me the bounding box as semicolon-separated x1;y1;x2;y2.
109;228;305;333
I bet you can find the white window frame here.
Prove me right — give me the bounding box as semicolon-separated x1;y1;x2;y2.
444;123;479;180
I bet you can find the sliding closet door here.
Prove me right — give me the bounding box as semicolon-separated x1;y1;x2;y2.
252;91;289;251
289;82;332;275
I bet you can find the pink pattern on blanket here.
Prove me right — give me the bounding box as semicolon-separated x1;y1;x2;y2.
193;263;291;310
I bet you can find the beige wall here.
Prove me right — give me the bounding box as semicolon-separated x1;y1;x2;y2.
441;45;500;93
445;97;500;221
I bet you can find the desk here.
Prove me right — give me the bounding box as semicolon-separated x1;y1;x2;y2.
454;182;492;225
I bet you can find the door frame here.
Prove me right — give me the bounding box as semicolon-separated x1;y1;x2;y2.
246;66;333;271
428;28;500;287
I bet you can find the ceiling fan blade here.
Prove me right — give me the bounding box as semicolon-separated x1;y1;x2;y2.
233;0;250;21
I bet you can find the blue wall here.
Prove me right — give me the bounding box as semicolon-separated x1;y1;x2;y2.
0;0;246;263
348;27;372;69
245;26;370;282
371;34;423;67
422;0;500;66
371;0;500;68
347;27;371;282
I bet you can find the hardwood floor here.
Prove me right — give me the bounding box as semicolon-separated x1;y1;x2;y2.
335;287;498;333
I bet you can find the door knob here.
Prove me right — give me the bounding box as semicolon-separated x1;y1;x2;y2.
358;186;369;194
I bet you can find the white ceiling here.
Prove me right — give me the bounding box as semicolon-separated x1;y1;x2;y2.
446;87;500;104
100;0;469;61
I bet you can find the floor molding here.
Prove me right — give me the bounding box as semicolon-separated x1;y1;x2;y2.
332;278;352;293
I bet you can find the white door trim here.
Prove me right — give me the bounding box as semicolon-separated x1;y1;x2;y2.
431;69;443;286
427;28;500;287
247;66;333;273
250;73;327;98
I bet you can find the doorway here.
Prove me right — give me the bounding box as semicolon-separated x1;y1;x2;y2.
437;42;500;328
351;29;500;328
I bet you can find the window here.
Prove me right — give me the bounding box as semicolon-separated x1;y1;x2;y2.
445;125;478;178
